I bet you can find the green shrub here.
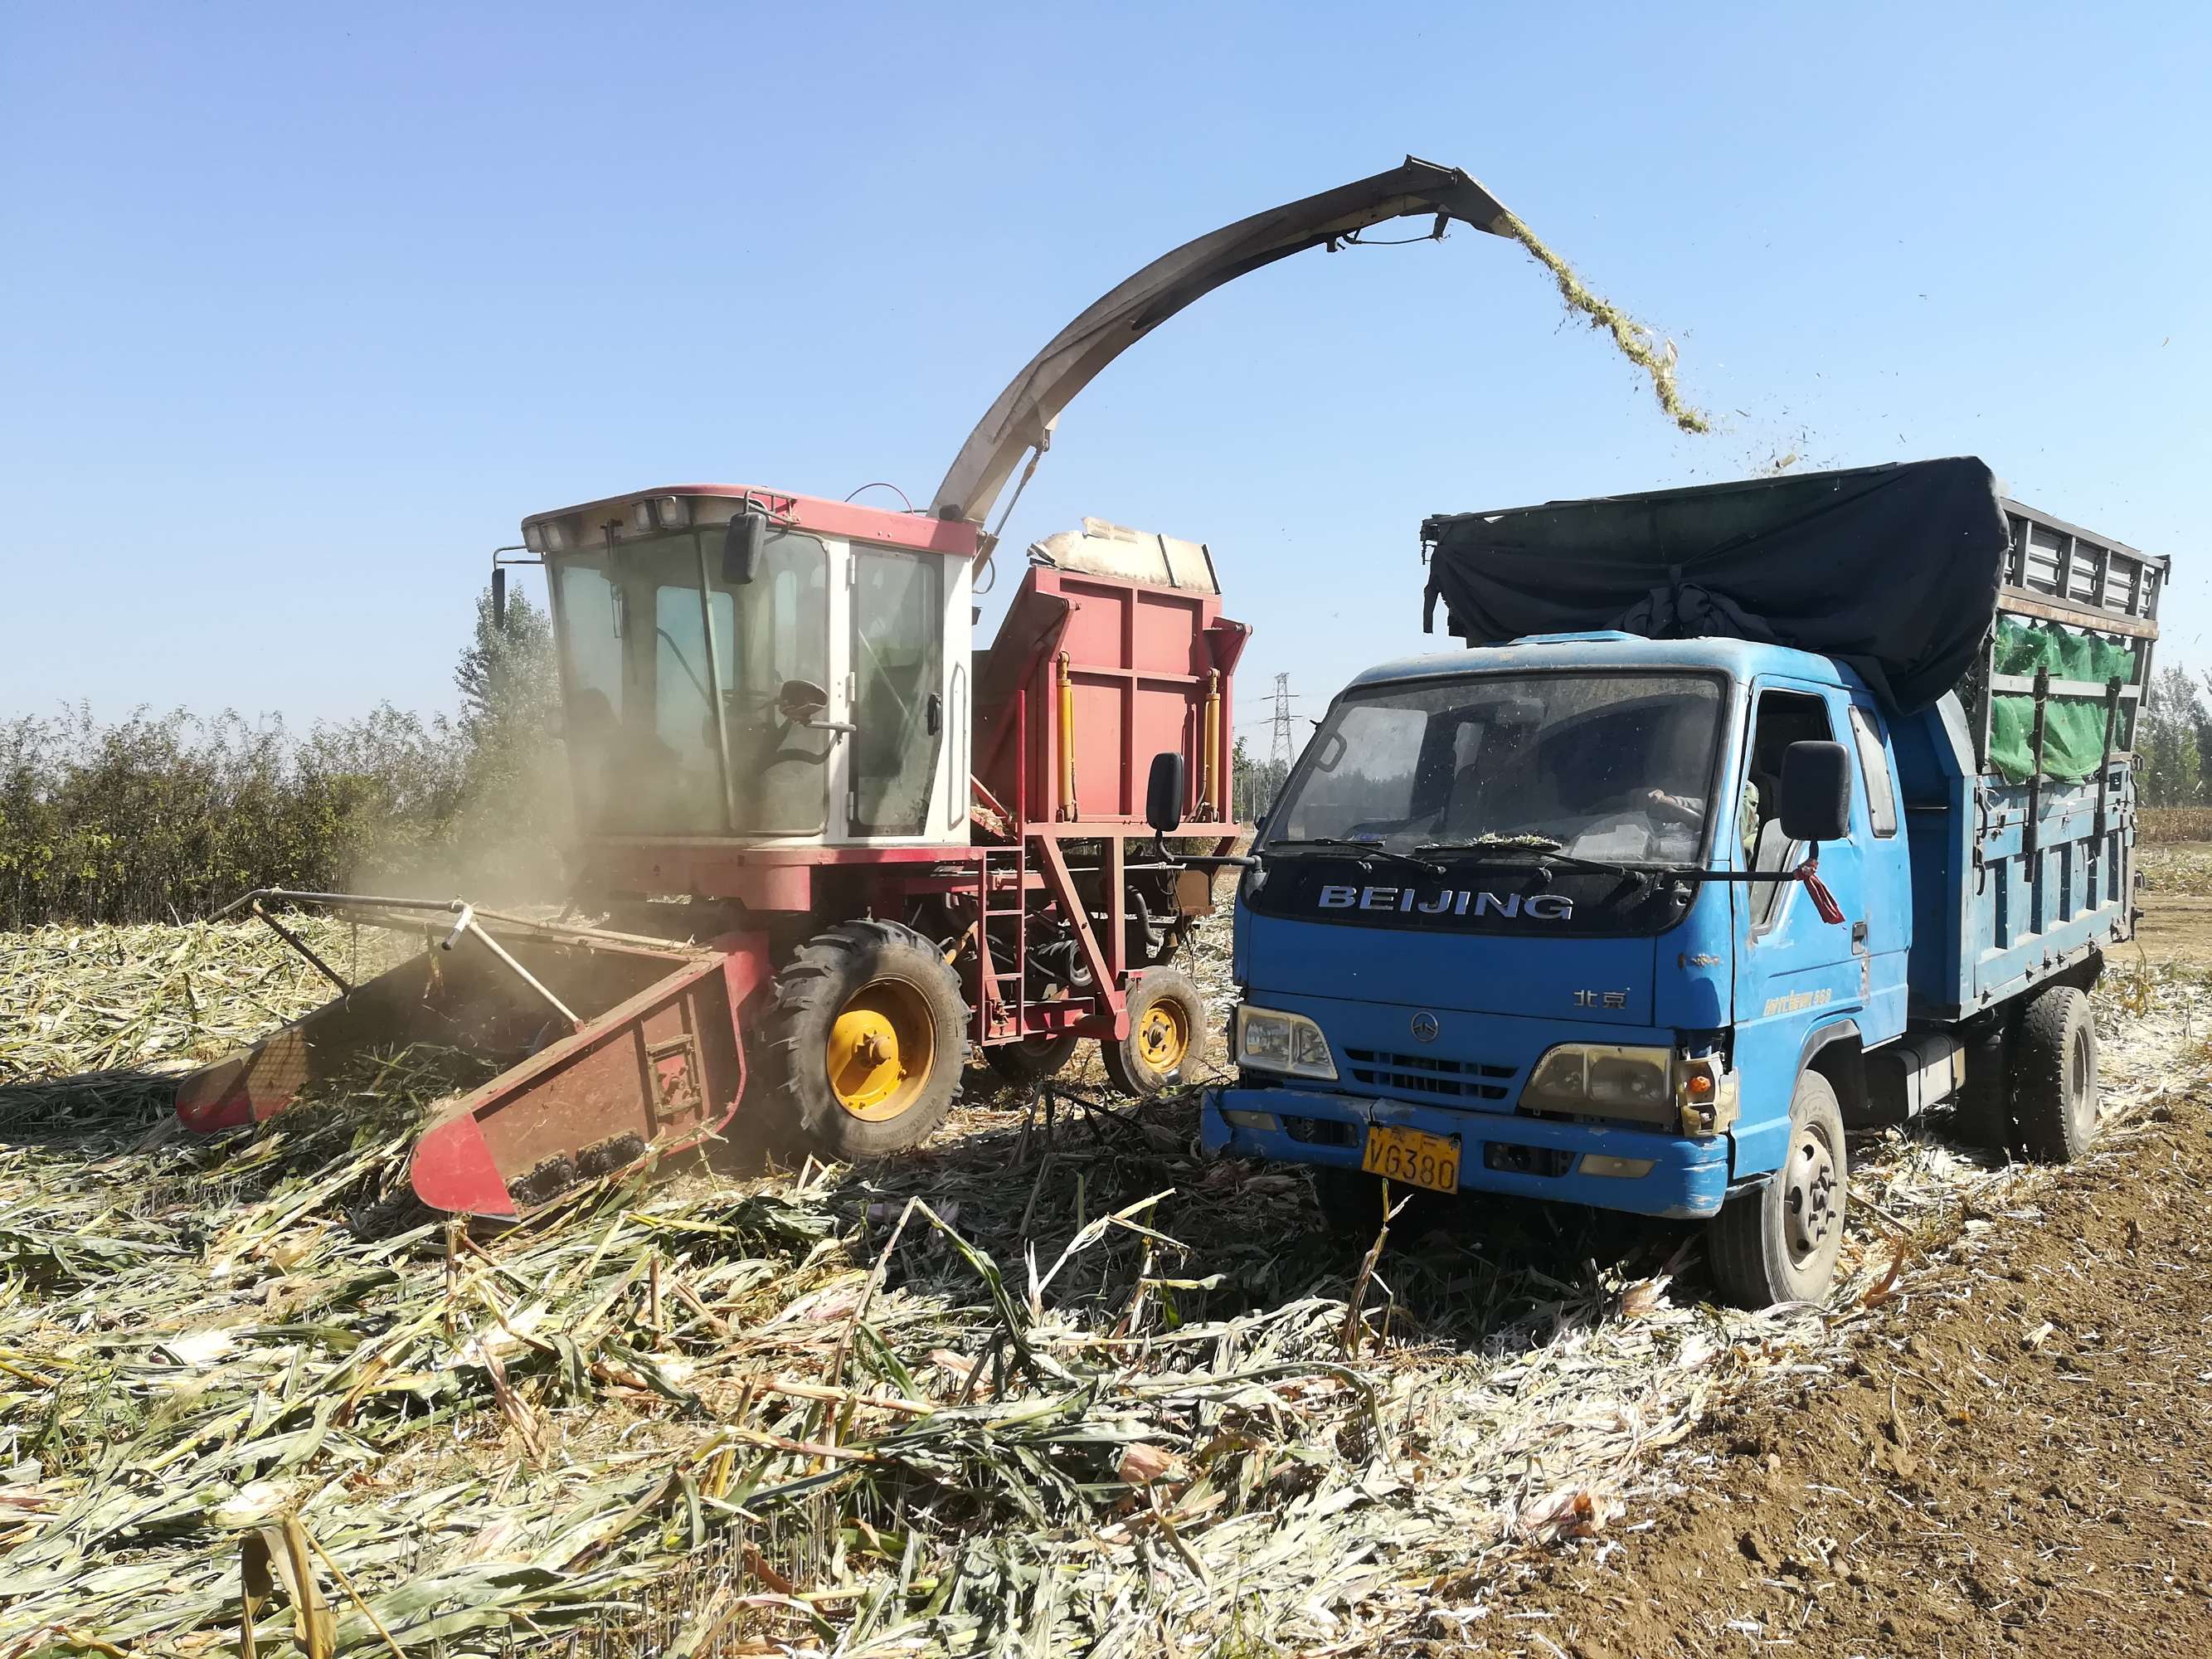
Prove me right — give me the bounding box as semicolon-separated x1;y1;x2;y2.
0;587;566;927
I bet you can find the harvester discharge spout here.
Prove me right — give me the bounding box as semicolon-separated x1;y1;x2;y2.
933;155;1515;538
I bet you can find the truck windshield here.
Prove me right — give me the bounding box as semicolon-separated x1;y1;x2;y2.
1262;673;1726;864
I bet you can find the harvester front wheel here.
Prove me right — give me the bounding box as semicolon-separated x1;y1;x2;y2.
1101;968;1207;1097
771;921;968;1160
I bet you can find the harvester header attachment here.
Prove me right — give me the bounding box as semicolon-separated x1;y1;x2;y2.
175;891;765;1220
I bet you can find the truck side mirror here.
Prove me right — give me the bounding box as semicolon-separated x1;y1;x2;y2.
1145;752;1187;835
722;509;766;585
1777;740;1851;843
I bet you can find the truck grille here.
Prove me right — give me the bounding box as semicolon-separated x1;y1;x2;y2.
1343;1048;1516;1102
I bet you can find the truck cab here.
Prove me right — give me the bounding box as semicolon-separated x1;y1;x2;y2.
1207;636;1896;1227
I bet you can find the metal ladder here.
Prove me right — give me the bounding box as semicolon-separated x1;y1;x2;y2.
979;842;1028;1039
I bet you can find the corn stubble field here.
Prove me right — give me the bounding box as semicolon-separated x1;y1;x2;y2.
5;833;2212;1657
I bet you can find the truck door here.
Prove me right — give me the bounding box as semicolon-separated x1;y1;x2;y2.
1843;698;1912;1037
1729;683;1868;1176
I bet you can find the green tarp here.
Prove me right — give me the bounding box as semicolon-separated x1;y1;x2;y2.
1986;616;2137;783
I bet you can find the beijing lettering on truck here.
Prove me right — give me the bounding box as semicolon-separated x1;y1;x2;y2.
1179;458;2163;1307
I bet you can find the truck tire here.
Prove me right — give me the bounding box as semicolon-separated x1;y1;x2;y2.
2013;983;2099;1161
984;1034;1081;1085
1101;967;1207;1096
768;920;969;1160
1707;1069;1848;1308
1952;1024;2015;1151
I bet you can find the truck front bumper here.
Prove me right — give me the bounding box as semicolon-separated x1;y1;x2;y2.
1202;1083;1731;1219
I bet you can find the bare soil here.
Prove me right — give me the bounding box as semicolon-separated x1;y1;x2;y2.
1454;991;2212;1653
2133;840;2212;964
2129;894;2212;965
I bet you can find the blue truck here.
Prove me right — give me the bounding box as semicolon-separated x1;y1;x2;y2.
1185;459;2164;1306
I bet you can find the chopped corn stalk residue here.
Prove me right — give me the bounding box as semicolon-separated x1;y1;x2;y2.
1505;212;1711;435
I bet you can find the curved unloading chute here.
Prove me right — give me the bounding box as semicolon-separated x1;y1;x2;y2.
931;155;1515;535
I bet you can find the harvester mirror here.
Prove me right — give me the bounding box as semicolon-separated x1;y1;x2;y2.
776;679;830;722
1777;740;1851;844
491;566;507;630
721;508;767;585
1145;752;1187;835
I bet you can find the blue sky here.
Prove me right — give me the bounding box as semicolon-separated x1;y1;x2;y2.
4;2;2207;738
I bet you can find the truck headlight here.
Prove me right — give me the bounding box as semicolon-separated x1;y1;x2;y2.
1521;1044;1675;1127
1232;1005;1337;1081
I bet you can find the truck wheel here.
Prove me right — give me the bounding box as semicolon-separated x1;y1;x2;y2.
2013;984;2099;1161
1952;1024;2015;1151
1101;967;1207;1096
1707;1069;1848;1308
984;1034;1081;1085
768;920;968;1160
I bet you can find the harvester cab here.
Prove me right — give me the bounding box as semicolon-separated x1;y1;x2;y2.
522;486;980;855
173;157;1529;1221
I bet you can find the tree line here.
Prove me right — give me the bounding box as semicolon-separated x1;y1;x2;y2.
2135;665;2212;807
1230;737;1289;825
0;587;562;930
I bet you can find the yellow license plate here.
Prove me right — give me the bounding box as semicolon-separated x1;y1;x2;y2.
1359;1125;1461;1194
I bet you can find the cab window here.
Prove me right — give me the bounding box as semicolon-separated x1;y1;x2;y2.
1744;689;1840;930
1847;705;1898;837
848;549;943;836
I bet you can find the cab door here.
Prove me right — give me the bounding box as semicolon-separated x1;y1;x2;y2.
717;530;834;837
846;547;946;839
1843;698;1913;1039
1728;681;1868;1176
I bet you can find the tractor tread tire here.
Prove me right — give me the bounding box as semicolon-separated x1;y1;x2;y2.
2014;983;2099;1163
1101;967;1208;1097
1707;1069;1848;1310
767;919;968;1162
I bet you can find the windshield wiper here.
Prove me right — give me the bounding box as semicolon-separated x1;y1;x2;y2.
1412;837;1654;888
1269;836;1441;875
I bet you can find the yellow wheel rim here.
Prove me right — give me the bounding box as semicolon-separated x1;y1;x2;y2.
1135;1000;1190;1073
828;980;936;1121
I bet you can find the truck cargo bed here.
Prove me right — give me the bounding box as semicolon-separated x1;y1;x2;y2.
1897;681;2141;1024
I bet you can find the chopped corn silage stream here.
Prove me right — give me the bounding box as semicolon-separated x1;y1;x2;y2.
1;908;2204;1657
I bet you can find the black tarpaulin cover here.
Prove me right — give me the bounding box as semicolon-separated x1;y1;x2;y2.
1421;457;2010;712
